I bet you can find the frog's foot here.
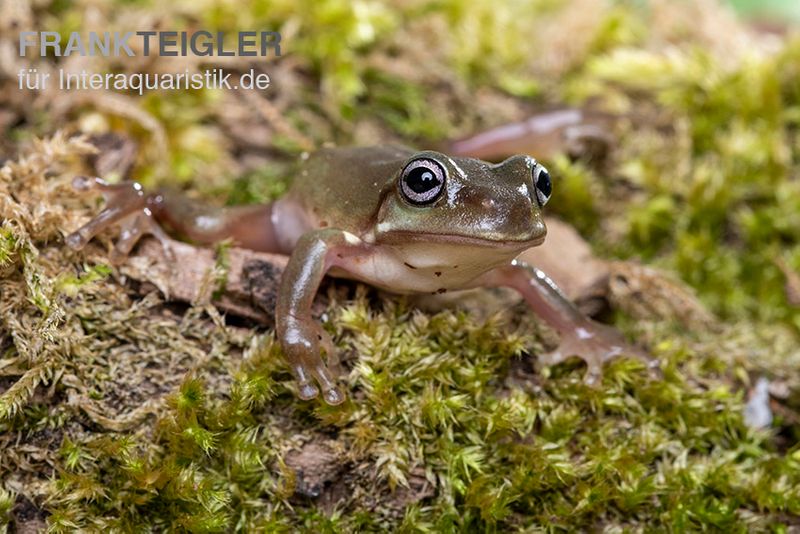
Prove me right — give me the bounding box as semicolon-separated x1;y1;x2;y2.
475;262;660;386
108;206;172;263
66;176;172;261
292;358;345;405
284;321;345;405
540;320;660;386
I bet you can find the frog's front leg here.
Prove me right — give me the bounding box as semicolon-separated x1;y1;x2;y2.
475;259;658;385
277;228;367;405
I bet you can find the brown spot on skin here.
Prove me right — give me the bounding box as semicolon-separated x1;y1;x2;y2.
404;262;417;270
435;271;442;277
336;253;343;259
437;288;447;294
319;220;329;227
453;265;459;269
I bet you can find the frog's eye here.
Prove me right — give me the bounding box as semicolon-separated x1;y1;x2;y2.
533;164;552;207
399;158;446;206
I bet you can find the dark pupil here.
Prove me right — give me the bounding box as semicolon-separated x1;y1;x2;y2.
407;167;440;193
537;170;552;198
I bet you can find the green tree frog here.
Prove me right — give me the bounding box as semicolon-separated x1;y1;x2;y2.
66;146;654;405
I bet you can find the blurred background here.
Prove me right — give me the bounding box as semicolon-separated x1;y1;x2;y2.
2;0;800;531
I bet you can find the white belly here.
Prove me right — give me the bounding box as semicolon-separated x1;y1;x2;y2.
329;242;521;294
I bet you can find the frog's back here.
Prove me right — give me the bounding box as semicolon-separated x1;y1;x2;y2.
288;145;414;233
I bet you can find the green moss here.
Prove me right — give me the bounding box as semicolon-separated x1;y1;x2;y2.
8;293;795;531
577;40;800;325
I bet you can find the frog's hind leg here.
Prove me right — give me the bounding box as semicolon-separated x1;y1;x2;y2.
474;259;661;385
153;195;283;253
67;176;286;259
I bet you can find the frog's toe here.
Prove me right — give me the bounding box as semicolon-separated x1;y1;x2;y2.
67;176;151;251
68;177;172;260
72;175;144;199
65;229;90;250
311;360;346;405
297;381;320;400
71;175;100;193
289;360;321;400
109;206;173;263
322;386;345;405
582;361;604;387
644;357;663;380
539;342;612;387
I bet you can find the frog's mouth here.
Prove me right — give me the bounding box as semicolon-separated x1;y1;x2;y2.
378;230;546;249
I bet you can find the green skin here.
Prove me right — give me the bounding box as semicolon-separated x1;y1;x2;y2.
66;146;653;405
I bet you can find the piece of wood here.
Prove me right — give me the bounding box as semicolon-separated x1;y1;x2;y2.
119;238;288;324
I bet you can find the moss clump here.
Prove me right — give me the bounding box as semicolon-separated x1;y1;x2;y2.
563;41;800;328
16;290;800;531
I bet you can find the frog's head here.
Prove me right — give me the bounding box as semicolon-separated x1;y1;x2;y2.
375;151;550;250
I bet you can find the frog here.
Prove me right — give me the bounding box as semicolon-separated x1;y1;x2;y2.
65;145;656;405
